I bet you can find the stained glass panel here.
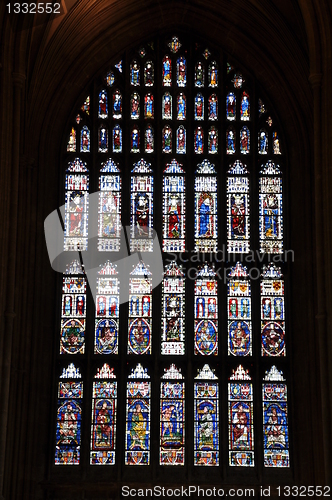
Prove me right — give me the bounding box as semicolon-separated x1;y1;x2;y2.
176;126;186;154
195;94;204;121
112;125;122;153
162;55;172;86
95;262;119;354
55;364;82;465
67;127;76;152
229;365;254;466
208;127;218;154
90;365;117;465
259;162;283;253
80;126;90;152
194;161;217;252
194;366;219;466
144;94;154;119
130;160;153;251
131;127;140;153
273;131;281;154
228;263;252;356
128;261;152;354
145;125;154;153
125;365;150;465
161;262;185;354
98;126;108;153
162;126;172;153
162;93;172;120
208;61;218;87
263;366;289;467
130;60;140;86
144;61;154;86
195;61;204;87
98;90;108;119
98;159;121;251
208;94;218;120
194;127;204;154
261;264;285;356
112;90;122;119
131;93;140;119
259;129;268;154
240;126;250;154
176;57;186;87
240;91;250;121
226;92;236;121
177;93;186;120
160;365;185;465
227;161;250;253
227;127;236;154
194;264;218;355
64;159;89;251
163;160;185;252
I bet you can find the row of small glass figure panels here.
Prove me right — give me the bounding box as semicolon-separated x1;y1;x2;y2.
69;124;280;156
55;365;289;467
95;89;249;121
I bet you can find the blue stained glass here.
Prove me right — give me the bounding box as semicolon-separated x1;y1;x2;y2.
98;90;108;119
208;127;218;154
131;93;140;119
80;126;90;152
194;127;204;154
130;60;140;86
259;129;268;154
98;126;108;153
194;382;219;466
177;94;186;120
131;128;140;153
208;94;218;120
195;61;204;87
240;92;250;120
145;126;154;153
113;91;122;119
177;57;187;87
162;126;172;153
162;55;172;86
227;128;235;154
144;94;154;119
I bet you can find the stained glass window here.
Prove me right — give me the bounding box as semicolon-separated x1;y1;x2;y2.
208;61;218;87
98;126;108;153
95;262;119;354
240;91;250;120
130;60;140;86
259;129;268;154
98;159;121;251
208;94;218;120
194;365;219;466
80;126;90;152
161;262;185;354
64;159;89;251
194;160;217;252
226;92;236;120
144;125;154;153
128;261;152;355
229;365;254;466
177;93;186;120
55;364;82;465
226;127;236;154
162;55;172;86
259;161;283;253
98;90;108;119
144;94;154;119
130;159;153;251
112;90;122;119
194;264;218;355
195;61;204;87
162;125;172;153
163;160;185;252
227;161;250;253
228;263;252;356
176;57;186;87
261;264;285;356
162;93;172;120
195;93;204;120
160;365;185;465
112;125;122;153
67;127;76;152
90;364;117;465
176;126;186;154
131;127;140;153
144;61;154;86
273;131;281;154
263;366;289;467
208;127;218;154
131;93;140;119
125;364;150;465
240;126;250;154
194;126;204;154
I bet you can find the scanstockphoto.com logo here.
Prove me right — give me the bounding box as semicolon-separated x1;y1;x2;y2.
44;191;293;304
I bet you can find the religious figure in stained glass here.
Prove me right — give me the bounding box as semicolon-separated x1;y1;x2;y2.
177;57;186;87
273;131;281;154
177;94;186;120
226;92;236;120
240;91;250;120
80;126;90;152
162;93;172;119
163;160;185;253
195;61;204;87
98;126;108;153
98;160;121;251
259;129;268;154
194;127;204;154
64;159;89;251
228;263;252;356
131;128;140;153
67;128;76;152
208;94;218;120
130;60;140;86
240;127;250;154
195;161;217;252
176;126;186;154
227;128;235;154
99;90;108;119
130;93;140;119
144;61;154;86
144;94;154;119
162;55;172;86
195;94;204;120
162;126;172;153
112;90;122;119
145;126;154;153
208;127;218;154
112;126;122;152
208;61;218;87
227;161;250;253
194;264;218;355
